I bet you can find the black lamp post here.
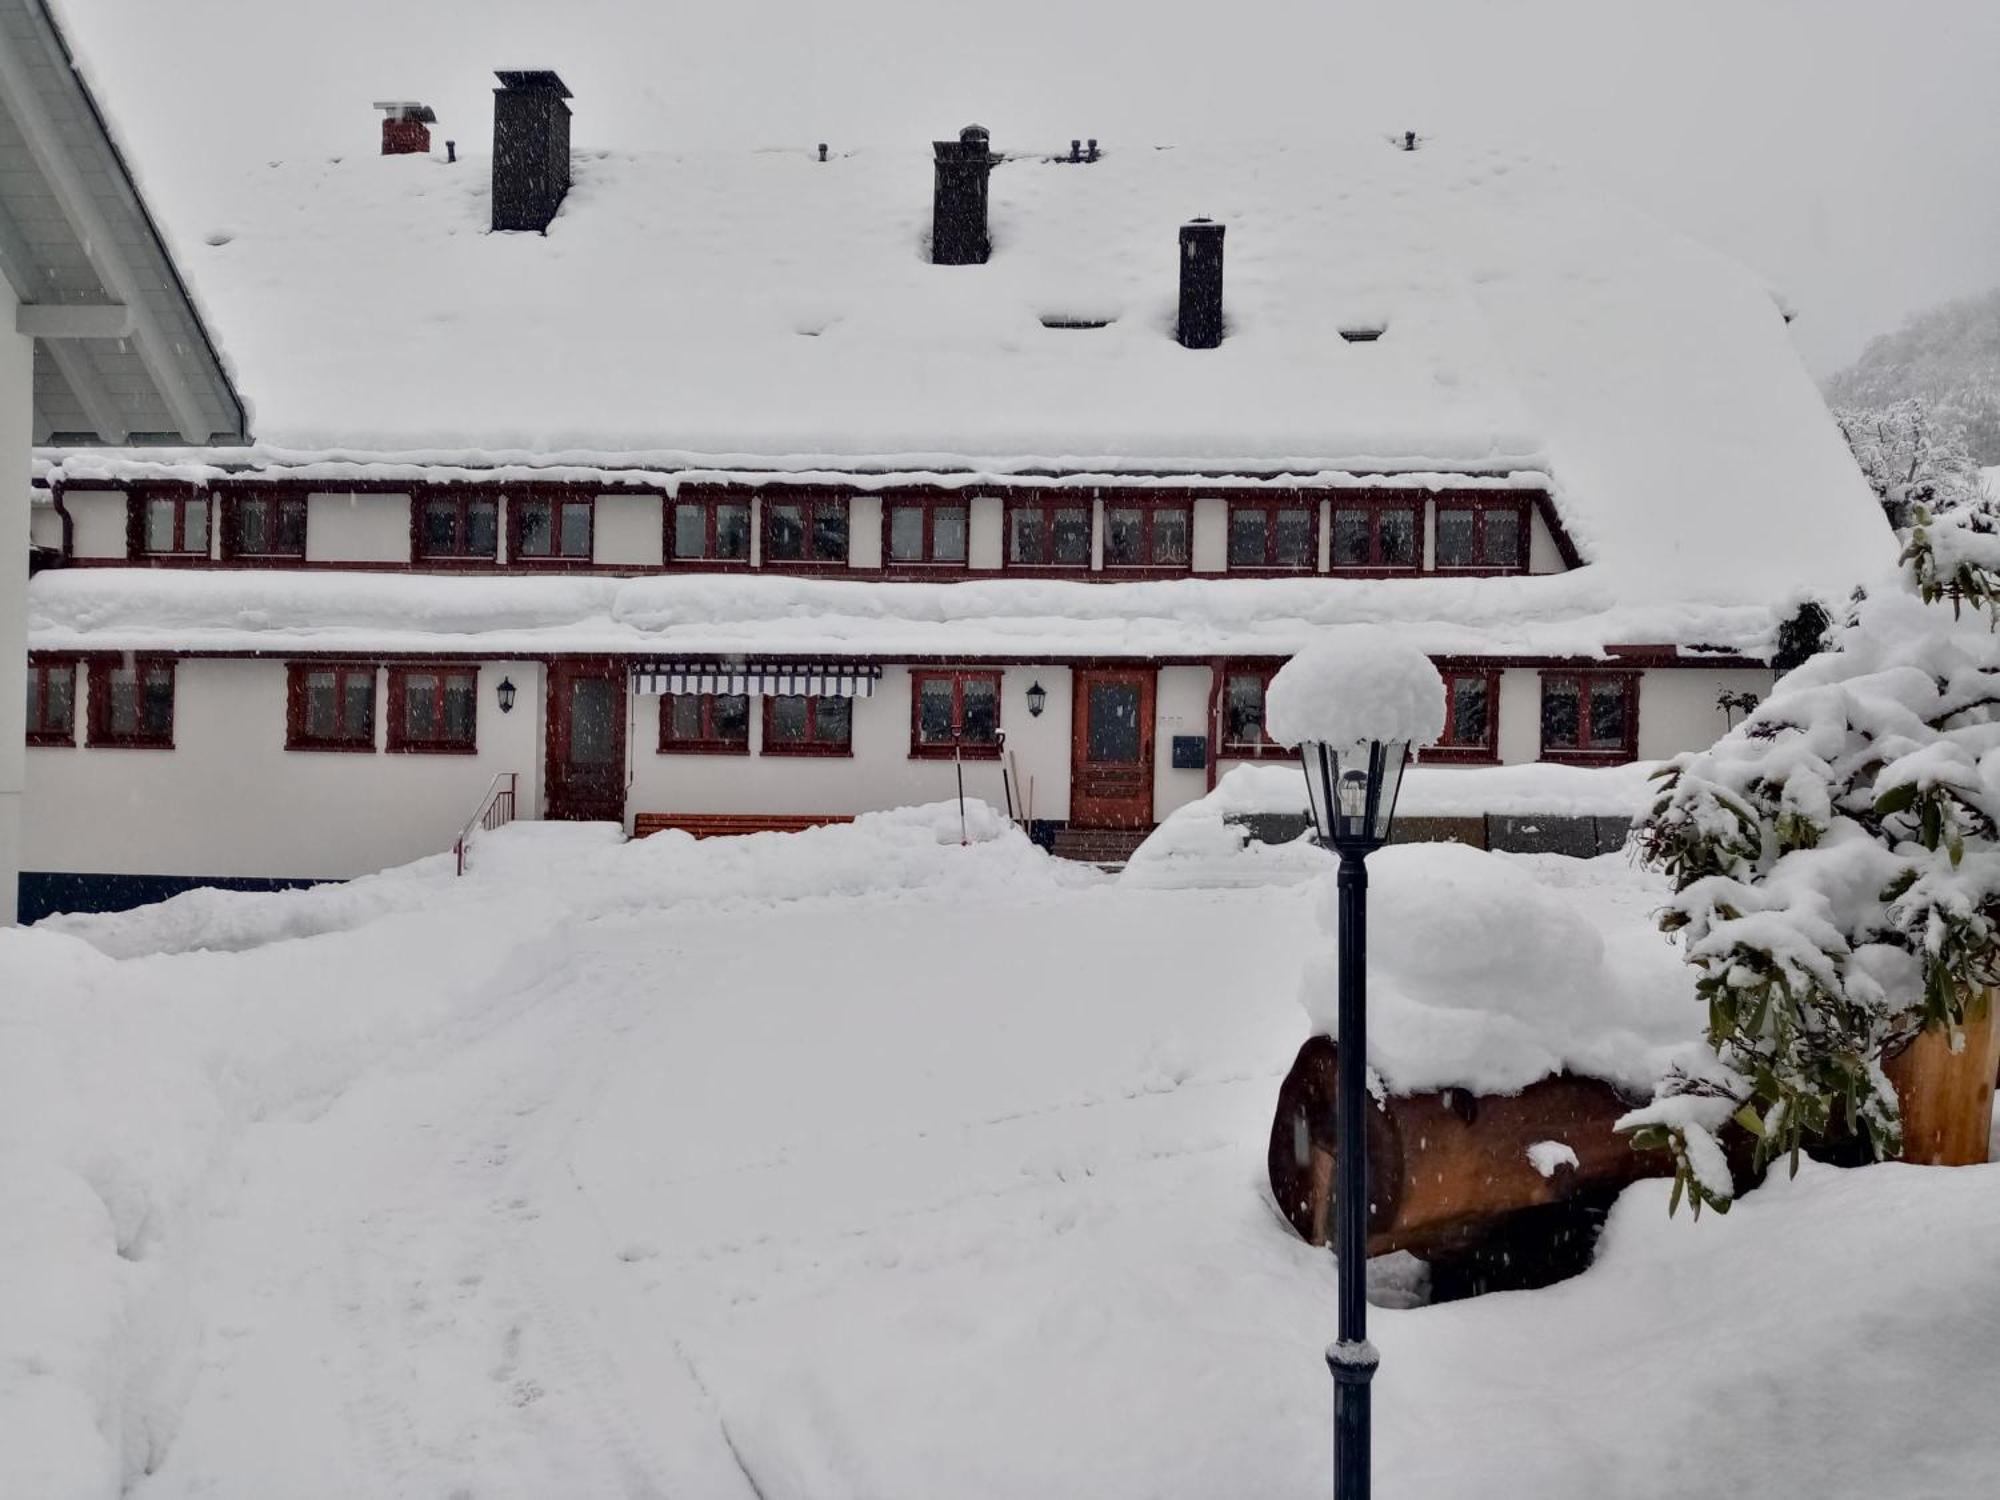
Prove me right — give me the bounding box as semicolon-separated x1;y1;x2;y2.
1297;736;1412;1500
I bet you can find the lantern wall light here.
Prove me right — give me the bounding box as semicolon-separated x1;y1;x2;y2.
496;676;517;714
1026;680;1047;717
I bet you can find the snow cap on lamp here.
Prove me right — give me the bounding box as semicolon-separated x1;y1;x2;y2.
1265;629;1447;751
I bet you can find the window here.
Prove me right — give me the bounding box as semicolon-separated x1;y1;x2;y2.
1219;665;1292;755
1426;669;1500;763
1103;502;1192;570
388;667;478;753
669;495;752;564
223;491;308;560
1435;500;1527;572
87;657;175;748
417;492;499;561
884;497;969;567
762;694;853;754
1006;499;1092;568
25;656;77;746
657;691;750;754
135;490;209;558
287;663;377;751
763;493;850;566
512;492;594;561
1541;672;1638;762
911;670;1001;757
1328;501;1421;572
1227;501;1316;570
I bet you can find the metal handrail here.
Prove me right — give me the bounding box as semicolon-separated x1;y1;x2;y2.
453;771;519;876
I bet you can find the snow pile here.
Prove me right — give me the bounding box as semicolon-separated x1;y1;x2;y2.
1264;629;1447;748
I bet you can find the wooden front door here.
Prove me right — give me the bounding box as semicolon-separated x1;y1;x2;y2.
545;659;627;822
1071;667;1156;828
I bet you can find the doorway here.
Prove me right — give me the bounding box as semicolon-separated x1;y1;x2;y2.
1070;667;1156;828
545;658;627;822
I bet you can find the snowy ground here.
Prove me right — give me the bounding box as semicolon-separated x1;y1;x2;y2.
4;808;1997;1499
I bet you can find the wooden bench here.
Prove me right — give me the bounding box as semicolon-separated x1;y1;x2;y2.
633;813;855;840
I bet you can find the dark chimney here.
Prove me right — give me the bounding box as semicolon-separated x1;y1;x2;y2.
1069;139;1081;163
491;71;573;233
446;140;457;164
1086;138;1099;163
818;142;829;162
374;102;436;156
1177;219;1225;350
1403;130;1417;152
931;124;994;265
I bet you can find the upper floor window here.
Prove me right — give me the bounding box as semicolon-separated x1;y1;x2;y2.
1540;671;1637;763
1104;502;1191;570
224;491;307;560
1435;500;1527;572
885;497;969;568
911;670;1001;758
88;657;175;748
669;495;752;564
1426;668;1499;763
764;494;849;566
1329;500;1420;572
1219;664;1292;755
658;691;750;754
388;667;478;753
136;490;209;559
418;492;499;561
1228;501;1316;571
513;492;594;562
287;663;377;752
763;693;853;754
1006;499;1091;568
25;655;77;746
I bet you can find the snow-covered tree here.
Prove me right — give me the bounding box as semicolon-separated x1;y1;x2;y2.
1825;287;2000;465
1833;397;1989;531
1621;502;2000;1214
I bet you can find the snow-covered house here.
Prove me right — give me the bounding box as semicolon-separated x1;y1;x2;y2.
19;83;1892;915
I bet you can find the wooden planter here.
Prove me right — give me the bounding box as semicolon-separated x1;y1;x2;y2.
1885;989;2000;1167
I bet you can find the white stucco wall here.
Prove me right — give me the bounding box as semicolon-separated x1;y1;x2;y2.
306;491;412;564
968;495;1004;569
0;291;27;922
21;657;545;881
1528;506;1566;573
1191;496;1228;574
65;488;127;559
849;494;883;569
1636;666;1770;760
1153;665;1212;818
594;493;664;568
28;495;62;550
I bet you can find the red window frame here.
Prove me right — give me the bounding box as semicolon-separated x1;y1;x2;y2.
1101;499;1193;572
760;492;851;569
1003;497;1093;569
1226;498;1318;572
761;694;854;756
509;489;596;563
286;662;378;752
1424;668;1501;764
1217;662;1296;757
220;488;308;561
1433;497;1529;574
86;656;176;748
386;666;479;754
1327;498;1422;574
882;494;971;570
1539;671;1639;763
657;691;751;755
909;669;1003;759
130;486;210;560
666;490;753;565
25;654;78;746
414;490;500;562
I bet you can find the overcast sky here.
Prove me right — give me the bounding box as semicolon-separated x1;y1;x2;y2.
55;0;2000;376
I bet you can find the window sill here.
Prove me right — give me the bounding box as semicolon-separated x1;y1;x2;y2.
909;744;1003;761
1419;746;1501;765
1539;749;1636;766
285;739;379;754
222;552;307;566
1326;565;1424;578
657;742;752;756
759;559;853;574
1220;742;1300;760
414;555;500;568
26;733;76;748
1431;564;1527;578
85;736;174;750
760;743;854;758
386;742;479;755
1226;564;1319;577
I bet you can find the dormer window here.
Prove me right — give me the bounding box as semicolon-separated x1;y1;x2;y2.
418;492;499;562
1006;499;1091;569
884;495;969;568
133;488;209;559
1435;498;1528;573
763;493;850;567
1228;499;1316;572
513;491;594;562
1329;498;1420;574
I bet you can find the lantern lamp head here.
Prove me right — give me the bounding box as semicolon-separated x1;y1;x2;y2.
1026;679;1047;718
497;676;517;714
1300;738;1411;853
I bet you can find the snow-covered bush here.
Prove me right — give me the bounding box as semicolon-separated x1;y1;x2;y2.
1623;508;2000;1213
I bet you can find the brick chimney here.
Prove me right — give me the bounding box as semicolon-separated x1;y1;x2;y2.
374;102;436;156
1177;219;1225;350
491;71;573;233
931;124;994;265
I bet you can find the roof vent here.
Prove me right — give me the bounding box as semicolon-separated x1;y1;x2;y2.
374;101;435;157
491;71;572;233
1059;138;1101;165
1339;326;1385;343
1176;219;1225;350
932;124;994;265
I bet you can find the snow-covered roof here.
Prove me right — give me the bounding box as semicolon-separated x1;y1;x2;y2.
32;132;1896;616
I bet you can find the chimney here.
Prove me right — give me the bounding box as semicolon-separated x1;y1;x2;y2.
1177;219;1225;350
931;124;994;265
374;101;436;156
491;71;573;233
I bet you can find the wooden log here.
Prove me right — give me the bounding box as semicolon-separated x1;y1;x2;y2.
1268;1035;1669;1258
1885;988;2000;1167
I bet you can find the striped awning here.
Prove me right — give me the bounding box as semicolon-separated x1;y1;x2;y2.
630;661;883;698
